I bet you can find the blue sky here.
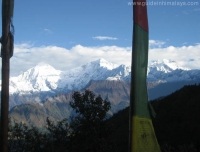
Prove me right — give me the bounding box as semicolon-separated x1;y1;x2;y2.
14;0;132;48
0;0;200;76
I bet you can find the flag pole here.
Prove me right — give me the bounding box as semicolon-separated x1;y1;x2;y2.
129;0;161;151
0;0;14;151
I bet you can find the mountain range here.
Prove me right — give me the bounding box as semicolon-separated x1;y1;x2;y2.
1;58;200;127
1;58;200;107
8;58;130;94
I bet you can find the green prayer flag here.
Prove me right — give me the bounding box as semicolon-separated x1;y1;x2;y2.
129;0;161;151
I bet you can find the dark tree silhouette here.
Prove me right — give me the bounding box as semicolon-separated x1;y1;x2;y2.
7;90;115;152
69;90;114;152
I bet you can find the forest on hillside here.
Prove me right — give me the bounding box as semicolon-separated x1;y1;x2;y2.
109;84;200;151
1;84;200;151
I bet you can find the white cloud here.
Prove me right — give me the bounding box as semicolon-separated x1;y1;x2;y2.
93;36;118;40
7;44;131;76
1;42;199;77
149;44;200;69
149;40;166;48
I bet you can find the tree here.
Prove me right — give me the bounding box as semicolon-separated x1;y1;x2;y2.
69;90;115;152
8;122;46;152
44;118;71;152
70;90;111;122
8;119;71;152
7;90;115;152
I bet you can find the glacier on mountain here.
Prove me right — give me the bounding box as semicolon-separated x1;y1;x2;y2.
0;58;200;96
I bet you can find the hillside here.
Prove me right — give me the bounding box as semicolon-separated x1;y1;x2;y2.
9;94;72;128
108;84;200;151
8;80;200;129
9;80;130;128
152;84;200;149
5;84;200;151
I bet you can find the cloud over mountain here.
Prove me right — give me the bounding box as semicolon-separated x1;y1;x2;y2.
4;43;200;76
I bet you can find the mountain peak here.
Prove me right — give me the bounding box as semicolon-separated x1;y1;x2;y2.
98;58;107;62
91;58;119;70
31;62;61;77
149;59;189;72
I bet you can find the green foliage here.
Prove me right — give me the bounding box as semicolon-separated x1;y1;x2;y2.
4;85;200;151
8;122;46;152
6;90;115;152
70;90;111;121
69;90;114;152
42;118;71;152
8;119;71;152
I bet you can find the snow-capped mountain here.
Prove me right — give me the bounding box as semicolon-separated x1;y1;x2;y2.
6;58;131;95
4;58;200;127
2;58;200;95
148;59;189;73
9;62;62;94
62;58;130;90
147;59;200;82
1;58;200;109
